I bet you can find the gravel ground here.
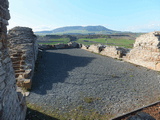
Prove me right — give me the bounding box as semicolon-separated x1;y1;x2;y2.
27;48;160;117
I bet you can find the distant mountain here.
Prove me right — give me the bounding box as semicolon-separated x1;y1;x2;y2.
35;25;119;35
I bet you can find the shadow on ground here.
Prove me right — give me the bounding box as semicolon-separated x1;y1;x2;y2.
26;108;59;120
31;50;95;95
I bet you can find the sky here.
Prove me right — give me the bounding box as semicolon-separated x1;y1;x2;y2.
8;0;160;32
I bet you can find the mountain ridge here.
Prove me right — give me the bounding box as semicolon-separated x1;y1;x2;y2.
35;25;119;35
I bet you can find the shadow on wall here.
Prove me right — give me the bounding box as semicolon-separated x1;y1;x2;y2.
26;108;59;120
31;50;95;95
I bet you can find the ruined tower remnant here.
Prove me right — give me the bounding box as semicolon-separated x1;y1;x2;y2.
0;0;26;119
125;31;160;71
8;27;38;89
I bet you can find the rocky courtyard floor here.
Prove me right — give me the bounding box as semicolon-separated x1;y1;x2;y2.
26;49;160;119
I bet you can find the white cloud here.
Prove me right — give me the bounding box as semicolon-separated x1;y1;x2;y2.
32;25;54;31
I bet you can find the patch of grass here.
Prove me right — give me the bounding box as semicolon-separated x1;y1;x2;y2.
130;75;134;77
118;58;123;61
84;97;101;103
26;103;114;120
121;79;126;82
84;97;94;103
77;105;85;110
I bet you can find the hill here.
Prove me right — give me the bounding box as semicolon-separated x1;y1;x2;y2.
35;25;119;35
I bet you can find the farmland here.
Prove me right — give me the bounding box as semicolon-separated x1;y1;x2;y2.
38;36;135;48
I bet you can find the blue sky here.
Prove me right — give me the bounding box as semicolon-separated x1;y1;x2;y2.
8;0;160;32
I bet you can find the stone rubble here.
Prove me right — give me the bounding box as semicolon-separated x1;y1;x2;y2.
8;26;38;89
0;0;26;120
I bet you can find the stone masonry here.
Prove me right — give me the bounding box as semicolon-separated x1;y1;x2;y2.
8;27;38;89
81;32;160;71
38;42;81;50
125;32;160;71
81;44;128;59
87;44;104;53
0;0;26;120
100;46;129;59
81;44;90;50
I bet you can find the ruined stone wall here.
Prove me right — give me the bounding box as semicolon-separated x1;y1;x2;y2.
38;42;81;50
81;44;89;50
87;44;101;53
0;0;26;119
8;27;38;89
81;32;160;71
81;44;128;59
125;31;160;71
100;46;128;59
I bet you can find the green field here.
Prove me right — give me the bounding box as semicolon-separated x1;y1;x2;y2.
39;38;135;48
107;38;135;48
77;38;134;48
39;38;70;45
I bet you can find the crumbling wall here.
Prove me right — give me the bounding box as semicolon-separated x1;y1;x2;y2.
38;42;81;50
87;44;102;53
125;31;160;71
0;0;26;119
100;46;128;59
81;44;89;50
7;27;38;89
81;44;128;59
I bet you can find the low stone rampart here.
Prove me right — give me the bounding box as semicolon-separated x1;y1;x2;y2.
38;42;81;50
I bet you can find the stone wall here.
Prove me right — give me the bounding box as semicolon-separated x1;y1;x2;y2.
87;44;104;53
81;32;160;71
124;31;160;71
0;0;26;119
81;44;89;50
81;44;128;59
100;46;129;59
39;42;81;50
8;27;38;89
